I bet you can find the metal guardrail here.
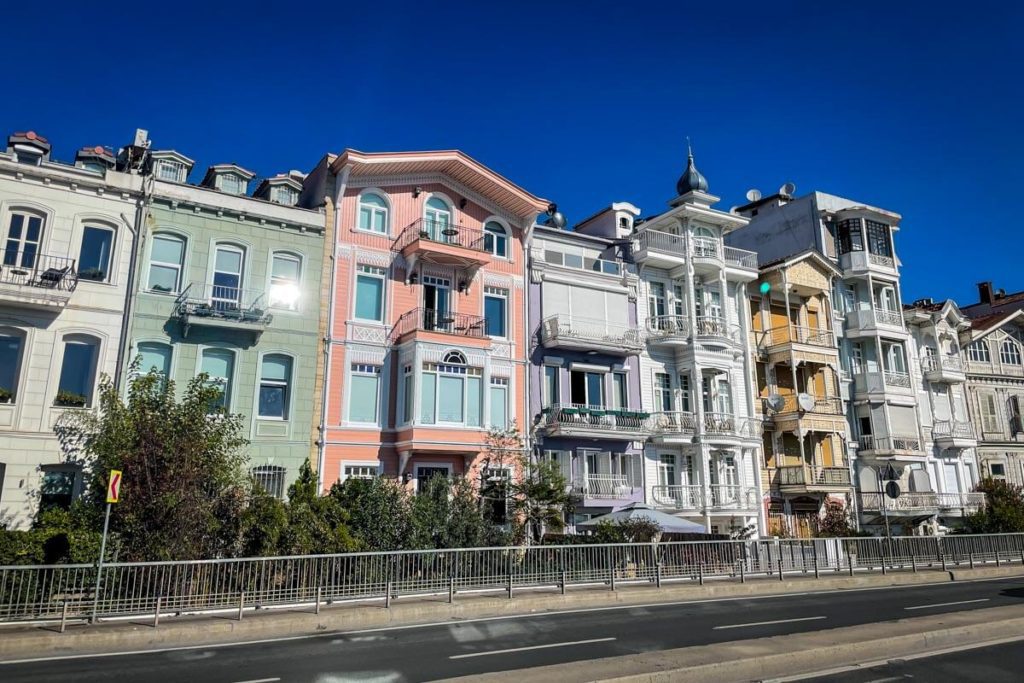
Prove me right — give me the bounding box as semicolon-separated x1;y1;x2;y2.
921;354;964;373
776;466;852;487
771;394;843;416
0;249;78;292
393;218;487;253
174;283;270;325
760;325;833;349
933;420;976;440
647;410;697;434
859;492;986;512
539;314;644;351
391;307;487;340
5;534;1022;627
723;245;758;269
537;404;650;435
857;435;922;452
572;474;639;499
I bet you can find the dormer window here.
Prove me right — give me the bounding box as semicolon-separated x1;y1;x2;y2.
219;173;244;195
15;148;42;166
272;186;298;205
156;160;186;183
202;164;254;195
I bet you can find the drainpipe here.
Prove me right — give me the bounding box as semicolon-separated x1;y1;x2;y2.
316;164;349;491
739;280;765;537
522;219;534;464
113;171;154;390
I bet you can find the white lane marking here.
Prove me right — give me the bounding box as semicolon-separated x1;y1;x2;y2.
449;637;615;659
764;633;1024;681
713;616;826;630
3;576;1018;664
232;679;281;683
904;598;990;610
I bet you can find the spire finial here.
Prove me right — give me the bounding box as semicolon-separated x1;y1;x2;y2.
676;137;708;196
686;136;693;159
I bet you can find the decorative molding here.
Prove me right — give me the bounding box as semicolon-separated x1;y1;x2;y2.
348;173;522;225
347;346;387;365
347;323;389;345
483;272;514;290
353;247;392;268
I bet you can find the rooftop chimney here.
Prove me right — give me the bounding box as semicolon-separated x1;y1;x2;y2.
978;281;995;305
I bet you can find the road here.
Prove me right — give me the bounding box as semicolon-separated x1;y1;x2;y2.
3;578;1024;683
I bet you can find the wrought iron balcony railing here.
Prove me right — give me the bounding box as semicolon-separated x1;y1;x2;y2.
859;491;984;512
932;420;976;440
537;404;650;435
0;249;78;292
760;325;833;349
651;484;758;511
857;435;922;453
391;307;487;340
174;283;270;325
392;218;488;253
777;466;852;487
921;354;964;372
572;474;639;499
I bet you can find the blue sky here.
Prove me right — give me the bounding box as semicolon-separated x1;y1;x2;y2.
4;1;1021;304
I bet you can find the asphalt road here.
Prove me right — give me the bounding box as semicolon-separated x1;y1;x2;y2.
796;638;1024;682
3;578;1024;683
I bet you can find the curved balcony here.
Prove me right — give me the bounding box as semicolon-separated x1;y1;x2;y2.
647;410;697;443
921;354;966;384
690;236;723;275
536;404;650;440
393;219;491;279
539;314;644;355
932;420;977;450
700;412;762;443
651;484;759;512
646;315;690;346
693;316;741;344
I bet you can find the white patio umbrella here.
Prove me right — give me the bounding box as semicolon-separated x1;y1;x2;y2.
578;503;708;534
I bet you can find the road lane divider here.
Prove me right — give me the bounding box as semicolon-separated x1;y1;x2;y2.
713;616;827;630
449;637;616;659
904;598;990;611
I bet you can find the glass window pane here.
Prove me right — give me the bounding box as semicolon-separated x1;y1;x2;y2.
421;373;436;423
79;227;113;281
544;366;559;406
201;349;233;379
215;248;242;273
490;386;507;428
438;375;464;422
372;210;386;233
485;295;506;337
467;376;482;427
347;375;378;423
261;355;291;382
148;265;179;292
151;235;184;264
586;372;603;407
137;342;171;375
57;340;97;403
259;385;286;418
355;274;383;320
0;335;23;398
362;193;387;209
426;197;449;211
272;255;300;281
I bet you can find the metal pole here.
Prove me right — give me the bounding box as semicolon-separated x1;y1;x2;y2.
938;537;947;571
655;544;662;588
60;600;68;634
609;547;616;592
316;586;322;614
878;470;892;553
879;537;887;575
778;543;785;581
91;502;112;625
448;577;454;604
698;561;704;586
739;555;745;583
507;552;514;599
385;581;393;608
154;596;162;627
813;541;819;579
238;592;245;621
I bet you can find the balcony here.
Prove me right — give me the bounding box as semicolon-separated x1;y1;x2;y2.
846;306;906;337
631;230;756;277
859;491;985;516
759;326;837;366
838;249;898;276
700;412;762;444
776;465;852;493
650;484;759;512
0;250;78;309
174;283;271;337
647;411;697;443
723;245;759;271
393;219;491;276
571;474;640;501
852;370;913;397
767;395;846;433
536;404;650;440
856;435;924;458
647;315;740;347
390;308;487;344
932;420;977;450
539;314;644;355
921;354;966;384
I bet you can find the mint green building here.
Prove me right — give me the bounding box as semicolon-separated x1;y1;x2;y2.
126;153;326;497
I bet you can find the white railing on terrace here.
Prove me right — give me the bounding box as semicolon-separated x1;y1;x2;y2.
694;316;740;342
873;307;904;327
647;315;690;338
691;236;721;260
884;370;911;388
760;325;833;348
932;420;976;440
868;252;896;269
573;474;637;498
539;314;644;350
777;466;852;487
857;435;922;453
647;411;697;434
537;404;650;434
859;492;985;512
702;412;762;438
921;355;964;373
723;245;758;269
650;484;758;511
651;484;704;509
6;534;1024;626
635;229;687;256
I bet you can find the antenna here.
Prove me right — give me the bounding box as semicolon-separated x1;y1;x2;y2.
780;182;796;196
764;394;785;413
745;189;762;203
797;393;816;412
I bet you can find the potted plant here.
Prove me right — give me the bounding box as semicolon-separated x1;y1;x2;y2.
54;390;87;408
0;387;12;403
78;267;105;282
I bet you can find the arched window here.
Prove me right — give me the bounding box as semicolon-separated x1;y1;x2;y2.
424;196;452;240
200;347;235;413
268;251;302;310
136;341;172;377
484;221;508;258
694;226;716;238
259;354;293;420
1001;340;1022;366
967;340;991;363
55;334;100;407
4;210;45;269
212;243;245;309
252;465;286;499
357;192;389;234
78;224;115;282
148;233;186;293
0;328;26;403
443;350;467;365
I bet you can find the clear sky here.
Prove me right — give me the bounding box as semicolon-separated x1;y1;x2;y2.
4;1;1020;305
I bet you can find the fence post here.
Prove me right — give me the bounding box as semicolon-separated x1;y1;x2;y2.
813;541;819;579
970;547;975;569
778;543;785;582
938;537;946;571
560;547;567;595
315;586;322;615
739;553;745;584
879;538;887;575
385;581;392;608
608;547;616;592
154;596;162;628
448;576;454;604
995;538;1002;567
654;544;662;589
237;592;245;621
59;600;68;634
507;552;514;599
849;542;855;577
698;560;704;586
911;550;917;573
766;543;774;577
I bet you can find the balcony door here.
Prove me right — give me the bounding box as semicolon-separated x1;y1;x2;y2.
570;370;604;408
422;276;450;331
424;197;452;242
212;244;244;311
648;282;666;326
943;462;961;493
4;212;44;269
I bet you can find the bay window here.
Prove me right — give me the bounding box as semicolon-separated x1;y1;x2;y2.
419;352;483;427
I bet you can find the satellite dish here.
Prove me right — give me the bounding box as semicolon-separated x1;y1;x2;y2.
780;182;796;196
885;481;901;499
764;394;785;412
745;188;762;202
797;393;816;412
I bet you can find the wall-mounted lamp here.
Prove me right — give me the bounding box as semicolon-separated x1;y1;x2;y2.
459;197;467;210
458;280;468;293
413;186;423;198
410;273;419;284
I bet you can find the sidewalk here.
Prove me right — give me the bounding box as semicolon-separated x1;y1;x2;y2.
1;563;1021;661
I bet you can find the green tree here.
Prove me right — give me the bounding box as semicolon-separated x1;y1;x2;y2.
410;474;492;549
510;456;571;544
965;478;1024;533
591;517;662;544
330;475;412;550
54;369;250;561
816;499;858;537
277;462;357;555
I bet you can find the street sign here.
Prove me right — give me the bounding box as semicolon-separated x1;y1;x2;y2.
885;481;901;499
106;470;123;504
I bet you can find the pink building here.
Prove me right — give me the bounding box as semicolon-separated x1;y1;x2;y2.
309;150;549;490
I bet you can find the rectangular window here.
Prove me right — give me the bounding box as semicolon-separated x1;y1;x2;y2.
467;375;482;427
679;373;691;412
716;379;733;414
990;462;1006;478
200;348;234;413
39;467;77;512
136;341;172;377
866;220;892;257
259;355;293;420
402;365;413;424
78;226;114;282
570;370;605;407
148;234;185;293
657;454;676;486
439;375;465;422
981;394;1000;433
421;372;437;424
269;253;301;310
612;372;627;409
490;377;509;429
0;334;24;402
252;466;286;498
648;282;666;320
348;364;381;423
355;265;386;321
157;160;185;182
220;174;243;195
837;218;864;254
343;464;377;481
484;287;508;338
543;365;559;407
655;372;673;411
56;338;99;407
212;245;244;309
5;213;44;269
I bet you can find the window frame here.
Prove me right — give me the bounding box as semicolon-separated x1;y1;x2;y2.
211;242;246;307
347;363;382;425
134;340;173;380
543;365;560;408
268;251;303;311
654;372;673;412
1000;340;1022;366
258;353;294;421
77;223;116;284
198;346;237;413
483;286;508;339
489;376;509;429
146;231;187;294
354;264;387;322
483;220;509;258
356;190;391;235
252;465;286;499
55;334;101;408
420;357;483;427
156;160;186;183
3;210;46;270
967;340;991;363
0;328;27;404
342;463;379;482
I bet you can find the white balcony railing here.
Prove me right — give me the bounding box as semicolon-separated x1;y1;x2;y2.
694;316;741;342
702;412;762;439
859;492;984;513
868;253;896;269
921;354;964;373
647;315;690;339
574;474;637;499
651;484;758;511
884;370;911;388
857;435;922;453
932;420;976;440
635;229;687;256
647;410;697;435
651;484;704;510
537;404;650;435
873;307;904;327
723;245;758;269
539;314;644;352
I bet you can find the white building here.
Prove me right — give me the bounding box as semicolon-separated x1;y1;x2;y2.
0;131;143;528
632;151;763;536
